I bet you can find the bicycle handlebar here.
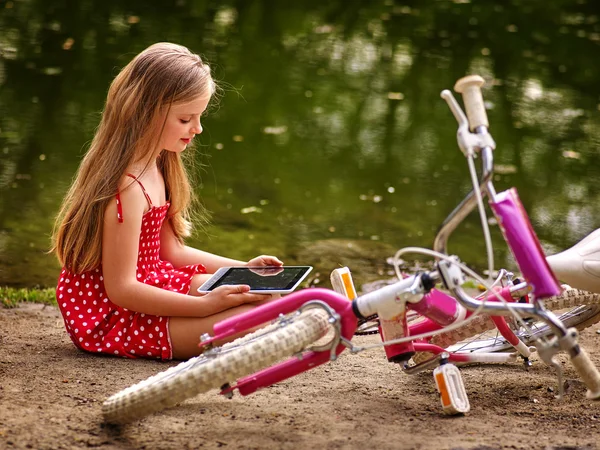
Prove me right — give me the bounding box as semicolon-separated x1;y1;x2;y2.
354;274;422;320
571;347;600;400
454;75;488;131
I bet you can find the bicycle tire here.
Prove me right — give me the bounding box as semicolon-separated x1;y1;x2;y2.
355;315;379;335
412;288;600;364
102;308;330;424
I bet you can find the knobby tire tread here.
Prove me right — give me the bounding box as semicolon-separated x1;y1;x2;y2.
102;309;330;424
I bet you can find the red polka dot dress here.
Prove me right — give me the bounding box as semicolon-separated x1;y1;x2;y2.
56;174;206;360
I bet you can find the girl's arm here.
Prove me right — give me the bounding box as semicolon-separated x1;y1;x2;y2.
101;180;267;317
159;220;283;272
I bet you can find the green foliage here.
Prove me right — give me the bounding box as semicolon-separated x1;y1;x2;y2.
0;286;56;308
461;279;479;290
2;0;600;290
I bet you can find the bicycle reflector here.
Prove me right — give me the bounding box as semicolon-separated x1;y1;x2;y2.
433;354;470;415
330;267;358;300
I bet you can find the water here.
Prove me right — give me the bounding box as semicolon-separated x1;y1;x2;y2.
2;0;600;289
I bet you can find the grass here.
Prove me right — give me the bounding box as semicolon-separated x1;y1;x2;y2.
0;286;56;308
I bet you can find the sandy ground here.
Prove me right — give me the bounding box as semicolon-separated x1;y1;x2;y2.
1;303;600;450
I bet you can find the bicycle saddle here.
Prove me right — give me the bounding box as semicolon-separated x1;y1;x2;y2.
546;228;600;294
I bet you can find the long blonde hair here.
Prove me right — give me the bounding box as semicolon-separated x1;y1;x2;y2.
52;42;215;273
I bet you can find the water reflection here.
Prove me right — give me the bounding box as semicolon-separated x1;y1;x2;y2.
1;0;600;288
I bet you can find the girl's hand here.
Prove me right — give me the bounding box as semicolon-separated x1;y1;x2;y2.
199;284;271;306
247;255;283;267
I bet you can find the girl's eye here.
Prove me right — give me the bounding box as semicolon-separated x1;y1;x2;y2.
180;119;190;124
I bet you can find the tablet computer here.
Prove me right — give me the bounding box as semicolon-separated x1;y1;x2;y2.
197;266;313;294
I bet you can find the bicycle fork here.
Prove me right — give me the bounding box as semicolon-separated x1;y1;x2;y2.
200;288;359;397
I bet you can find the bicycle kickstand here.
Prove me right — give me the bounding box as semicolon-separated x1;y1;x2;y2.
535;336;565;400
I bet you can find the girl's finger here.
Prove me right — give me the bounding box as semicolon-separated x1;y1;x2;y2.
263;255;283;265
238;293;272;303
213;284;250;294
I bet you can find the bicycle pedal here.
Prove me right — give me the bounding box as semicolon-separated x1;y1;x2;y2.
433;354;470;415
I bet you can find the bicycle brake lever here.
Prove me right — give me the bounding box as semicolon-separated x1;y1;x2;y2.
441;89;469;127
441;89;496;157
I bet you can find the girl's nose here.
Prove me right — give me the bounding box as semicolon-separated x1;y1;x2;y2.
191;120;203;135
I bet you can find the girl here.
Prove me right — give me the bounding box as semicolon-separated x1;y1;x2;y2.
52;42;282;360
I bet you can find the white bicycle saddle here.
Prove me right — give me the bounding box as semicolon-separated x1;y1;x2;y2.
546;227;600;294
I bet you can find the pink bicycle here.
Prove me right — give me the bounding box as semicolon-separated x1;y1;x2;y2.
102;75;600;423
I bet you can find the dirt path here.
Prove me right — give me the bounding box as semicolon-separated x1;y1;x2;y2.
1;303;600;450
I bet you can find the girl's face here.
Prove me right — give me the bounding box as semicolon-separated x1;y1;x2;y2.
159;95;211;153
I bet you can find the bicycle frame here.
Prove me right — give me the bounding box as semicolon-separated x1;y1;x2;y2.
203;81;593;400
406;284;531;364
206;287;356;396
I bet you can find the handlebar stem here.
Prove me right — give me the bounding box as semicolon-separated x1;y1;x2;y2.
354;275;418;320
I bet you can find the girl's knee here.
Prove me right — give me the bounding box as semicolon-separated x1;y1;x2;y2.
188;273;213;296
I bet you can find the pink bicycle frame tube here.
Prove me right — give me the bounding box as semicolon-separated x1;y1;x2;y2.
413;343;471;363
489;188;561;300
410;288;465;325
409;285;515;337
202;288;357;397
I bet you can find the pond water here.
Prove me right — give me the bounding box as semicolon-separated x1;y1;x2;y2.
2;0;600;289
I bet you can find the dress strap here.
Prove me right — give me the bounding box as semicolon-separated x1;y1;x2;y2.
116;192;124;223
115;173;154;223
126;173;154;207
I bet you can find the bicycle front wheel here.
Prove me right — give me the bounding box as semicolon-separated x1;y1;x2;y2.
102;308;331;424
413;288;600;362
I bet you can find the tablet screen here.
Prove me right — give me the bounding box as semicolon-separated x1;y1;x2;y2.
204;266;312;292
